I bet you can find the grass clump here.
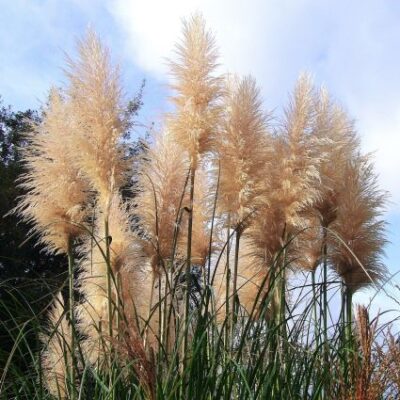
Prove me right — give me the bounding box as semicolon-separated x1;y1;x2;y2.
1;13;398;400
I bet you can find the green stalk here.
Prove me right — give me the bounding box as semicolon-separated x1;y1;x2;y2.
208;160;220;286
116;271;121;341
345;286;353;349
67;237;76;400
104;217;113;340
340;284;346;347
183;166;195;373
279;231;288;345
104;215;115;399
224;221;231;396
231;228;241;343
159;274;163;346
163;265;169;351
144;271;156;349
224;220;231;353
342;284;353;387
322;230;328;352
311;270;319;349
322;240;329;400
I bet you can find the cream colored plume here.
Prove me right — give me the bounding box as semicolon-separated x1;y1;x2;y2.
247;75;323;271
77;194;154;366
291;215;324;272
216;75;270;229
168;13;222;169
313;87;360;228
15;88;89;254
135;130;189;271
328;156;387;292
65;30;129;210
41;293;73;399
270;74;322;229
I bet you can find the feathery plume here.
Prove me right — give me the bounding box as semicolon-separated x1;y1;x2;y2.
168;13;222;169
272;73;322;229
77;194;152;366
41;293;73;399
65;30;129;210
247;74;323;269
15;88;89;254
313;87;360;228
292;216;324;272
216;75;270;230
189;164;212;266
135;130;189;271
328;156;388;292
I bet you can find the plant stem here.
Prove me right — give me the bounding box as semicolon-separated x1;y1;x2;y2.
183;166;195;373
322;229;328;353
208;161;220;286
346;286;353;348
104;217;113;341
321;238;329;400
279;230;288;346
231;228;241;344
311;270;319;348
67;237;76;400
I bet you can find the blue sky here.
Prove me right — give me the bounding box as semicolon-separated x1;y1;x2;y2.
1;0;399;316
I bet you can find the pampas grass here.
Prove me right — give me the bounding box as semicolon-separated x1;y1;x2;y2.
77;194;153;367
65;30;129;211
216;75;270;230
41;293;76;399
168;13;222;169
328;155;387;293
4;14;394;400
14;88;89;255
135;130;189;270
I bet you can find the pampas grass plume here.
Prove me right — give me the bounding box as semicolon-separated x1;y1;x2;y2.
65;30;129;210
216;75;270;229
77;194;152;365
41;293;73;399
15;88;89;254
168;13;222;168
135;130;189;270
329;156;388;292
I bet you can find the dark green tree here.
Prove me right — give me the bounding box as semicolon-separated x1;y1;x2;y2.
0;99;66;286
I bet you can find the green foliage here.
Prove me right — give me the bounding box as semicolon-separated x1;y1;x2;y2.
1;247;394;399
0;99;66;282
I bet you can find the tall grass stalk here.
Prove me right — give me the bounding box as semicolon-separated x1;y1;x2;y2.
66;238;76;400
231;228;241;333
183;166;195;377
104;217;113;342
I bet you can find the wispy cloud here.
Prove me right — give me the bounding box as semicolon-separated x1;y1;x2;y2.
0;0;120;109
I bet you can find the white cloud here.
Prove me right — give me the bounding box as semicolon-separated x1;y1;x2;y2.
108;0;400;211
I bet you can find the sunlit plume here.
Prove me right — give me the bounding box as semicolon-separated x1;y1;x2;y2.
15;88;89;254
216;75;270;230
65;30;129;211
77;194;152;366
328;156;388;293
41;293;73;399
167;13;222;170
135;130;189;273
